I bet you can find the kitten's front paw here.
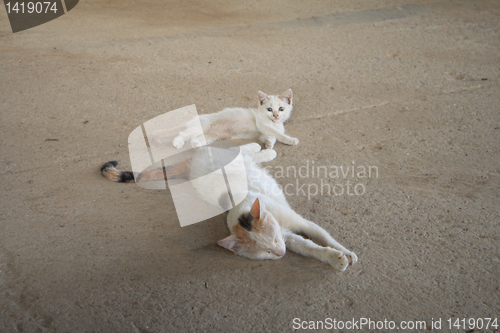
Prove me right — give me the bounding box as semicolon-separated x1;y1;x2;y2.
328;251;349;272
173;136;185;149
287;137;299;146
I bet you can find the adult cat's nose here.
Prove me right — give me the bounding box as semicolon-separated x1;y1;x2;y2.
276;248;286;257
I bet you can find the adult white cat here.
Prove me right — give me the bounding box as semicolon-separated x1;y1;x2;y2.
188;143;358;271
172;90;299;150
101;143;358;270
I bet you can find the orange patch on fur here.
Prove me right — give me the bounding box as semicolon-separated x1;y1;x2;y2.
209;120;235;139
137;168;165;182
104;169;119;181
251;218;265;232
232;224;255;245
165;158;191;179
135;157;192;183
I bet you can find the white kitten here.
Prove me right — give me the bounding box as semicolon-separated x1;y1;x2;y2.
189;143;358;271
171;90;299;150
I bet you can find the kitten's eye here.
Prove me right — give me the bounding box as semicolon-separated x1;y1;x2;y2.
267;250;271;254
274;238;278;243
267;108;273;112
278;107;284;111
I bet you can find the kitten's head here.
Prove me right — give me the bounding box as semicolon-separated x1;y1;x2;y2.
257;89;293;123
218;198;286;260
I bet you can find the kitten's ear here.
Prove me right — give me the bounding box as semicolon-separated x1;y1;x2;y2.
250;198;261;220
280;89;293;105
258;91;269;105
218;234;241;253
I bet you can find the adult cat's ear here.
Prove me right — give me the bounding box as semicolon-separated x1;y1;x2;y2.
250;198;261;220
218;234;241;253
258;91;269;105
280;89;293;105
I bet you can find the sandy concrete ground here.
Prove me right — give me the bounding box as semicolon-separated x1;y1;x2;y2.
1;0;499;332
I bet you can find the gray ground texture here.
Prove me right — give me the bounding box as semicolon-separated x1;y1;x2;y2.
1;0;499;332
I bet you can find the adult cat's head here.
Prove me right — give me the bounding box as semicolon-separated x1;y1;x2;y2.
218;198;286;260
257;89;293;124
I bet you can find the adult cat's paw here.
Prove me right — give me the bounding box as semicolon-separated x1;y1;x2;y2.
327;250;349;272
240;142;262;154
287;137;299;146
173;136;185;149
346;252;358;265
261;149;277;161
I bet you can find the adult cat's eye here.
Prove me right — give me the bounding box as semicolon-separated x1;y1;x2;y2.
267;108;273;112
274;238;278;243
279;107;284;111
267;250;271;254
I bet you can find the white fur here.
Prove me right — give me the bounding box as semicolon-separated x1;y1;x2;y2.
172;90;299;149
190;143;358;271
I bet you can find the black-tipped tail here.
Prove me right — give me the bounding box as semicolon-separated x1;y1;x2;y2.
101;161;135;183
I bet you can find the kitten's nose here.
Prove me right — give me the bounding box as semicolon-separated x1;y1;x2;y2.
273;114;279;119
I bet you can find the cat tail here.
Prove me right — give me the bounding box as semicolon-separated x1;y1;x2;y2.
101;158;192;183
101;161;135;183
